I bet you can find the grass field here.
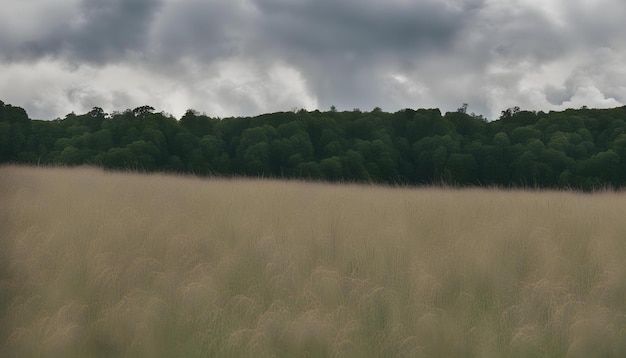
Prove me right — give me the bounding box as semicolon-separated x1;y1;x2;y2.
1;166;626;357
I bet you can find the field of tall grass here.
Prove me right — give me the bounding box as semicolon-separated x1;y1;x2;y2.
1;166;626;357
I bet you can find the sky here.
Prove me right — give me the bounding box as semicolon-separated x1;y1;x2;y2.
1;0;625;120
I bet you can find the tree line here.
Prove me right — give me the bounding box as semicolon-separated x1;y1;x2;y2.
2;99;626;190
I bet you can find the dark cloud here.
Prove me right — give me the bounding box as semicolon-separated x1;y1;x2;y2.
70;0;163;62
247;0;485;110
150;0;256;64
13;0;163;64
545;85;572;106
1;0;625;119
256;0;470;57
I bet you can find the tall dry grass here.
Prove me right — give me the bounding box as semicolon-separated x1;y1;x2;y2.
1;165;626;357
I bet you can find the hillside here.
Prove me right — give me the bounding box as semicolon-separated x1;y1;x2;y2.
1;166;626;357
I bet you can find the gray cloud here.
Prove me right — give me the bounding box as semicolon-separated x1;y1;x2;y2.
255;0;471;56
150;0;256;64
1;0;625;120
7;0;162;64
249;0;482;109
69;0;163;63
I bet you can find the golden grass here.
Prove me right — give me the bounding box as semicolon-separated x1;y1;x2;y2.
1;165;626;357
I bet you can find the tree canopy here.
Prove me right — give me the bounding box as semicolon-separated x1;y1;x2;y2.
2;100;626;190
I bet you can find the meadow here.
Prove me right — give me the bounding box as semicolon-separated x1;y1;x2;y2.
1;166;626;357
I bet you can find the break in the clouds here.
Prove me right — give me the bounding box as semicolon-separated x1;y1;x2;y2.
0;0;625;120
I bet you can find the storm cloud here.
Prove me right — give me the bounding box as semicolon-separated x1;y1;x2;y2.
0;0;625;120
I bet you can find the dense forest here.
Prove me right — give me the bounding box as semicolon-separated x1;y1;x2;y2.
2;99;626;190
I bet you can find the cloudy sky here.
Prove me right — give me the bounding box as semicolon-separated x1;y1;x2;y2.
1;0;625;120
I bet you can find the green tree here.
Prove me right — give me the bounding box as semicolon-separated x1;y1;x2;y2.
446;153;478;184
180;109;215;137
93;129;113;152
342;149;369;181
199;135;226;163
242;142;271;176
445;111;486;141
323;141;344;158
0;122;11;161
577;150;620;184
412;135;460;182
56;146;82;165
171;130;199;162
296;161;322;179
132;105;155;118
492;132;511;147
103;147;135;169
236;125;277;175
510;126;541;145
320;156;343;181
127;140;161;170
